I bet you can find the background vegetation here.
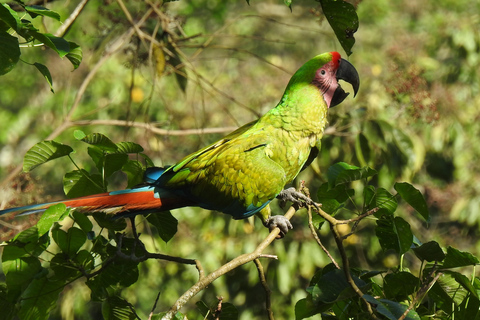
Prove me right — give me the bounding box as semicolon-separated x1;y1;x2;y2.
1;0;480;319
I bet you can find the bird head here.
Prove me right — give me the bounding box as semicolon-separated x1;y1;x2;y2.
289;52;360;108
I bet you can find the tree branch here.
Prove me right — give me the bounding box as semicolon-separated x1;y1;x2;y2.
161;206;298;320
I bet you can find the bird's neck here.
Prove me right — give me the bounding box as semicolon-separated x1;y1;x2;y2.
261;83;328;136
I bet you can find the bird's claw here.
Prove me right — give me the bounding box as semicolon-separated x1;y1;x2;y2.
277;187;319;209
264;215;293;238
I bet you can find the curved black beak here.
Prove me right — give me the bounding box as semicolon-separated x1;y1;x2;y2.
330;58;360;108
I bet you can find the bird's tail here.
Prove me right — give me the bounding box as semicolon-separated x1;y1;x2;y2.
0;186;191;217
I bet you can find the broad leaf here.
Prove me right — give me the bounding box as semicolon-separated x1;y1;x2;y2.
363;295;421;320
102;296;137;320
18;271;65;320
319;0;358;56
33;62;54;92
115;141;144;154
0;31;20;75
36;203;69;236
327;162;377;188
394;182;429;221
375;216;413;254
384;272;418;299
443;246;479;268
412;241;445;262
122;160;145;188
80;132;118;152
147;211;178;243
63;169;105;197
66;41;82;69
371;188;398;217
25;5;61;20
23;140;73;172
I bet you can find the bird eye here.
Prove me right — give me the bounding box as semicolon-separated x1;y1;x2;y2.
320;70;326;75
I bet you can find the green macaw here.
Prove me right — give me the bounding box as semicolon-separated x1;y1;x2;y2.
0;51;359;236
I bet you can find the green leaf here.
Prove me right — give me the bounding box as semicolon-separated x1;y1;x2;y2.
36;203;69;236
63;169;105;197
375;216;413;254
294;298;321;320
19;272;65;320
122;160;145;188
33;62;54;92
316;182;354;215
25;5;61;20
370;188;398;217
355;132;371;167
23;140;73;172
147;211;178;243
443;246;480;268
319;0;358;56
66;41;82;69
93;212;127;231
52;224;86;256
73;129;86;140
72;211;93;233
0;4;20;31
0;31;20;75
384;272;419;299
363;295;420;320
80;132;118;152
115;142;144;154
308;269;367;304
104;153;128;179
412;241;445;262
50;253;80;281
3;256;42;299
394;182;429;221
327;162;377;188
102;296;137;320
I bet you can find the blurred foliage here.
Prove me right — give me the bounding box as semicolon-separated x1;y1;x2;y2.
0;0;480;319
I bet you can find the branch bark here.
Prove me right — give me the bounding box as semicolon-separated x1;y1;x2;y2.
161;206;298;320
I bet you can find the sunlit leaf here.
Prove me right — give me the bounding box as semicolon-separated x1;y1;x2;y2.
115;141;144;154
23;140;73;172
25;5;61;20
66;41;82;69
36;203;69;236
80;133;118;152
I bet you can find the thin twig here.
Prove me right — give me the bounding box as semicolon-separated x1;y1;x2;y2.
161;206;298;320
71;119;237;136
55;0;89;37
254;259;274;320
307;206;339;268
148;291;162;320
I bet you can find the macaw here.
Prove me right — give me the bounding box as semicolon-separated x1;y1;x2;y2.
0;52;359;236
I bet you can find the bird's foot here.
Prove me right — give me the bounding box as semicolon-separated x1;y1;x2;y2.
264;215;293;238
277;187;319;210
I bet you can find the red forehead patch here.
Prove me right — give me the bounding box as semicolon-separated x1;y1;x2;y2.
330;51;341;68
